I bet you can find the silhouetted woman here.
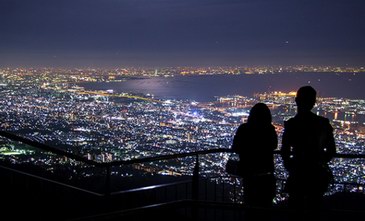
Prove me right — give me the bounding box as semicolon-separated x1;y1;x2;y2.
232;103;277;208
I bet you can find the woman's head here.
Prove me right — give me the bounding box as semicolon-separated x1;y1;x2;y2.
247;103;272;125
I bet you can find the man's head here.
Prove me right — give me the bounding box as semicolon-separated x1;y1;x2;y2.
295;86;317;112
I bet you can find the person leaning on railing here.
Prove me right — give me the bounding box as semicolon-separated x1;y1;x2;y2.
232;103;278;208
281;86;336;211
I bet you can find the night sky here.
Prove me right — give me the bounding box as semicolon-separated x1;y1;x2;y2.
1;0;364;67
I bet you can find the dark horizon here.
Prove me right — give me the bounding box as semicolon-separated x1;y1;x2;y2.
1;64;364;70
1;0;365;67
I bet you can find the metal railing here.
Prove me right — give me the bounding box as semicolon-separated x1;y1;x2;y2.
1;130;365;220
0;130;230;197
1;130;365;195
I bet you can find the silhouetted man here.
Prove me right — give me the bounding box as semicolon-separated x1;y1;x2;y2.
281;86;336;212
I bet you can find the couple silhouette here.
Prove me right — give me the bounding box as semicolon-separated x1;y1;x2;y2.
232;86;336;213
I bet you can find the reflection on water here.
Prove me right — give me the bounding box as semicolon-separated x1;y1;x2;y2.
80;73;365;102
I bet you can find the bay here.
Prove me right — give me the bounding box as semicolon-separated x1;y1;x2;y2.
80;72;365;102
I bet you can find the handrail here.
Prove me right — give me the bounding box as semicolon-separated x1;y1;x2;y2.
333;153;365;159
0;130;100;166
105;150;365;166
0;164;104;196
69;198;365;221
108;148;231;166
69;200;193;221
2;129;365;219
0;130;232;167
110;180;191;196
1;130;365;169
0;162;191;197
0;130;231;195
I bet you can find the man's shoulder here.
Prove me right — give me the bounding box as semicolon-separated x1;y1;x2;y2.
290;113;330;122
238;123;248;128
236;123;248;132
310;114;331;126
316;115;330;123
316;115;333;131
284;114;331;130
284;117;296;127
316;115;330;122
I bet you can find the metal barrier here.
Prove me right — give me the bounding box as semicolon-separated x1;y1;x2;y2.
1;130;365;220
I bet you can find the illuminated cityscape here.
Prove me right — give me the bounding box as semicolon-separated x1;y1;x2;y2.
1;1;365;219
1;68;364;196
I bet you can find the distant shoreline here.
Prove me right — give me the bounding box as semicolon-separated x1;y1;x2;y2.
78;72;365;102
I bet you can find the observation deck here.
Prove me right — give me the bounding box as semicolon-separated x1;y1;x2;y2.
1;131;365;221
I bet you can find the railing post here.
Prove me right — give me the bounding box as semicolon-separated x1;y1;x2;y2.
105;165;111;196
233;178;237;203
192;154;200;220
192;154;199;200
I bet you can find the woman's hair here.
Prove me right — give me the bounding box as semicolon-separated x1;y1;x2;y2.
247;103;272;125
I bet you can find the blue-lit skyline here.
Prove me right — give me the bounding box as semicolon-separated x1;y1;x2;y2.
1;67;365;211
